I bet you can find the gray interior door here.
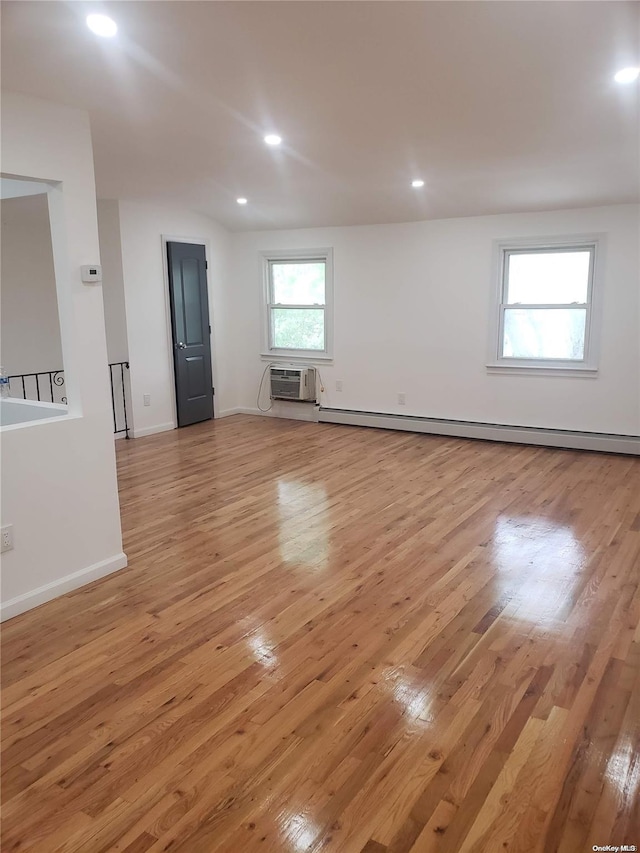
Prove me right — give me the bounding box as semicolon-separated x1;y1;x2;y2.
167;241;214;427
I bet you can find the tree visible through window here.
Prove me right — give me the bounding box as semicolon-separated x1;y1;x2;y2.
264;251;332;355
497;244;596;366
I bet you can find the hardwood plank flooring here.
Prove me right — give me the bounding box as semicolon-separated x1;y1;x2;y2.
2;415;639;852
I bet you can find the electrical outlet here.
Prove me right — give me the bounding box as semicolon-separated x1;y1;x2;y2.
398;392;406;406
1;524;14;553
335;380;343;392
143;394;151;407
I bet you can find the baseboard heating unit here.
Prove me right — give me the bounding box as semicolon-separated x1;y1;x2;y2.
317;408;640;456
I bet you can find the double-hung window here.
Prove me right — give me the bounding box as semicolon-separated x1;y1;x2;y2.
263;248;333;359
492;239;600;372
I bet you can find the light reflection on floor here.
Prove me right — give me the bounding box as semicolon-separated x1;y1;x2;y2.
379;664;440;727
391;675;439;724
279;810;320;852
276;479;330;570
489;515;587;623
602;734;640;803
247;631;278;668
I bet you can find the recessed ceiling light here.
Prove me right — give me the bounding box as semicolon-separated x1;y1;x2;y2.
264;134;282;146
614;66;640;84
236;197;248;205
86;14;118;37
411;179;425;188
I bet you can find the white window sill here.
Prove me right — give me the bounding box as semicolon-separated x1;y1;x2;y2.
486;362;598;378
261;352;334;364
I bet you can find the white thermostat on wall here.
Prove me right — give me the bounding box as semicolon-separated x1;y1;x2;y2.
81;264;102;284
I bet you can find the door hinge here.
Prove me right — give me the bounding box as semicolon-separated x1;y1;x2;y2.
208;324;211;334
212;387;215;395
205;261;208;270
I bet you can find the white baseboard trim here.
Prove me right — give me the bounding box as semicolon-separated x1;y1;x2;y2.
217;405;321;423
131;422;175;438
216;407;249;418
239;406;268;416
1;551;128;622
318;408;640;455
217;406;291;417
232;404;319;422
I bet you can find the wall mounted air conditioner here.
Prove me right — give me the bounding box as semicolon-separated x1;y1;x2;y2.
270;366;316;401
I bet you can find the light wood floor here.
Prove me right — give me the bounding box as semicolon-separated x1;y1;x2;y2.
2;415;639;853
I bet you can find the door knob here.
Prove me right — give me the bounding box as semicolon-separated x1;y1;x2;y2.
176;342;186;349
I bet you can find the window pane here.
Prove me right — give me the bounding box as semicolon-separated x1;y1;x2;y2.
503;308;586;359
272;308;325;350
506;251;591;304
272;262;325;305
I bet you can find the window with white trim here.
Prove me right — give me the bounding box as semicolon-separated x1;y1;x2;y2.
493;241;599;370
263;248;333;358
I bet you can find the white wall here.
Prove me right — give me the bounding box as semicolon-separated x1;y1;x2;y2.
0;192;63;375
230;204;640;436
116;200;233;436
97;199;129;364
0;93;125;619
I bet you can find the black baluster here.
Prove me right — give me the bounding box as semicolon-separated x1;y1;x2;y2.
109;364;117;433
121;362;130;438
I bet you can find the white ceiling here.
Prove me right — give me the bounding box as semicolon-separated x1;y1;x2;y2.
2;1;639;231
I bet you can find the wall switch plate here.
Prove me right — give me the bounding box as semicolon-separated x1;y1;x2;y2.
336;380;343;392
1;524;14;553
81;264;102;284
398;392;406;406
143;394;151;407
